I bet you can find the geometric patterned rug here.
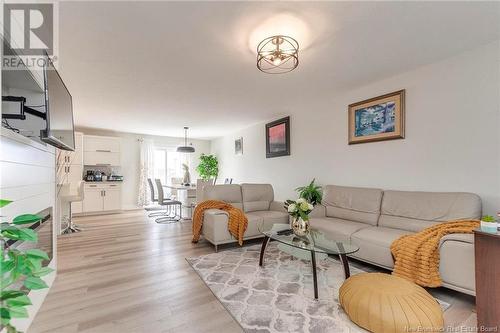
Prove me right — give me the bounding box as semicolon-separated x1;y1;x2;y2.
187;243;368;333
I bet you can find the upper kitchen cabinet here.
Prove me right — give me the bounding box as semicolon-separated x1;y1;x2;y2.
83;135;121;166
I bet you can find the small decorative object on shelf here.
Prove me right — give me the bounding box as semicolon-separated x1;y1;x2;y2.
182;163;191;185
480;215;497;233
284;198;313;237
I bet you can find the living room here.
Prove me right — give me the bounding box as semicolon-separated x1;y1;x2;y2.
1;1;499;333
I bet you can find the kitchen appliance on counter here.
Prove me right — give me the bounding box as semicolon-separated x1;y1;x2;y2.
85;170;95;181
93;170;103;182
107;174;124;182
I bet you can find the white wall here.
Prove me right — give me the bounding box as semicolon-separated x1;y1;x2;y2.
0;129;58;332
76;128;211;210
211;41;500;215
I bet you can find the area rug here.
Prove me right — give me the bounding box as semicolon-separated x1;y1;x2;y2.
187;243;367;333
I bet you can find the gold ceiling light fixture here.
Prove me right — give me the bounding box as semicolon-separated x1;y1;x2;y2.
257;35;299;74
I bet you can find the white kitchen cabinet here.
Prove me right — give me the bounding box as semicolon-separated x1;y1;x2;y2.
67;165;83;184
82;183;122;213
82;186;103;212
83;151;120;166
103;186;121;211
83;135;121;166
57;132;84;187
84;136;120;153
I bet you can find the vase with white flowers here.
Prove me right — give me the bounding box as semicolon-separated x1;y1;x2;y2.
284;198;314;237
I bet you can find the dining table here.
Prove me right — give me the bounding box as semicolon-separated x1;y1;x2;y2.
162;184;196;219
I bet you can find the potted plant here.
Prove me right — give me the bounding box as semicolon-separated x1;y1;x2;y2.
0;199;53;333
295;179;323;206
480;215;497;232
284;198;314;237
196;154;219;183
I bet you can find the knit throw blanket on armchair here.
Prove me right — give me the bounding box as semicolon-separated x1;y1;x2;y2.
192;200;248;246
391;220;479;287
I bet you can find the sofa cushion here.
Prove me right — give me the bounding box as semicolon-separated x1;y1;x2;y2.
203;184;243;210
241;183;274;212
246;210;289;230
351;227;412;268
379;190;482;232
322;185;383;225
244;213;266;238
309;217;371;242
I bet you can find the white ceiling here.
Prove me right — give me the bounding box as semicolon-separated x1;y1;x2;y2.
58;1;500;139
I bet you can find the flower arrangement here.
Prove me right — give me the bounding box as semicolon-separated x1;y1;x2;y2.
285;198;314;221
285;198;314;237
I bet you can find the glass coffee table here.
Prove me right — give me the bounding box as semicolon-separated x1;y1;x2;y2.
259;223;360;299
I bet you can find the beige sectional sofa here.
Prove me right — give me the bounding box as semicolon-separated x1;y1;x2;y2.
199;183;481;295
201;184;289;251
310;185;481;295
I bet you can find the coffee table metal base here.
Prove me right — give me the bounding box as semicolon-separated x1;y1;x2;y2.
259;235;352;300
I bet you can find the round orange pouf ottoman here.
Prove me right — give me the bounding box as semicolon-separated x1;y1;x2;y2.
339;273;444;333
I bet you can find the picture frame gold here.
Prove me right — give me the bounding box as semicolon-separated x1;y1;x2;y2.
348;90;405;144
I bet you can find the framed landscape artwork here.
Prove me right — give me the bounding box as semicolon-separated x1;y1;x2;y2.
265;116;290;158
348;90;405;144
235;137;243;155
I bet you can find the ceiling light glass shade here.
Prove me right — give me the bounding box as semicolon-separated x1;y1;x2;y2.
257;35;299;74
177;126;195;153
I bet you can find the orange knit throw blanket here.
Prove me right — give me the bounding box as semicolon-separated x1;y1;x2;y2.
191;200;248;246
391;220;479;287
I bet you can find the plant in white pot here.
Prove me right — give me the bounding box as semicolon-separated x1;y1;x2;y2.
480;215;497;232
284;198;314;237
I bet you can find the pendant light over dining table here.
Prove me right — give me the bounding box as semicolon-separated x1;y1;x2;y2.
177;126;195;153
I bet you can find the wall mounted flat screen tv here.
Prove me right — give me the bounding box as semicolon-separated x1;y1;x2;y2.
40;56;75;151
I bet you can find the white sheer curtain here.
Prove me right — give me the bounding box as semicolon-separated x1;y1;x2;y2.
137;139;155;207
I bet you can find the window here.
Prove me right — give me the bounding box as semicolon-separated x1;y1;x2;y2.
153;148;188;184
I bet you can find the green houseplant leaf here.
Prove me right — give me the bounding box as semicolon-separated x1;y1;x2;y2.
7;305;29;318
1;259;15;273
0;291;24;301
23;276;48;290
295;179;323;206
26;249;50;261
0;307;11;320
2;228;37;242
32;267;54;277
13;214;42;225
0;199;13;208
6;295;32;307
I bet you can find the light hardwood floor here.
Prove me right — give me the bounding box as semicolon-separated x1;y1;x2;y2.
29;211;476;333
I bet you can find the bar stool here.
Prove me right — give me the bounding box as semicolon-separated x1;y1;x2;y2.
61;181;85;234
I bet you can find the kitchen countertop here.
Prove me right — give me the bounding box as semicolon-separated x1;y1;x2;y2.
84;180;123;183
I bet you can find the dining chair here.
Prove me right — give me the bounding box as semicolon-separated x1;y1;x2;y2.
168;177;183;199
144;178;168;217
154;179;182;223
224;178;233;184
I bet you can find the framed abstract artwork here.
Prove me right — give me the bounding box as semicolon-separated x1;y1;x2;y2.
348;90;405;144
265;116;290;158
235;137;243;155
